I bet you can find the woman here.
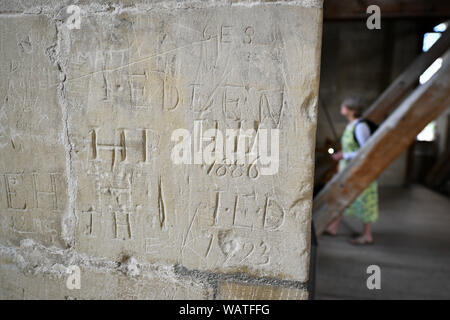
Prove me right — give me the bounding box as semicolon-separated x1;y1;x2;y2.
326;96;378;245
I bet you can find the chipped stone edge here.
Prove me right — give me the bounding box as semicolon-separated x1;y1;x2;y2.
0;0;323;17
0;240;309;299
174;264;309;299
0;240;196;287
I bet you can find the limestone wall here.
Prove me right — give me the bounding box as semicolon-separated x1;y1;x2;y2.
0;0;323;299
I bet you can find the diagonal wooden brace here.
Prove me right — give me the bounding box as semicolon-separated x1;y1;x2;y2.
313;48;450;236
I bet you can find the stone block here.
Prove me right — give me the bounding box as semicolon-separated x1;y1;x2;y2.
0;0;323;299
218;281;308;300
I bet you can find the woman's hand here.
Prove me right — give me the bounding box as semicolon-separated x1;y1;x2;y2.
332;151;343;161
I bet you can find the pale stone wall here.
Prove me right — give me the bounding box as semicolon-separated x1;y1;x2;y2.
0;0;322;299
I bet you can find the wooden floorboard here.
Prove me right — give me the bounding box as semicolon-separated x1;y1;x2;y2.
315;184;450;300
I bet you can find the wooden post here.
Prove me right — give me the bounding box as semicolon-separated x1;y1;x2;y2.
313;49;450;236
425;149;450;188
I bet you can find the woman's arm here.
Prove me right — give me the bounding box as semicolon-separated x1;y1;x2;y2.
354;121;371;146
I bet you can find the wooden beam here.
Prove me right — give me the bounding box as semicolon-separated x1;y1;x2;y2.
313;48;450;236
324;0;450;20
364;27;450;123
404;141;416;186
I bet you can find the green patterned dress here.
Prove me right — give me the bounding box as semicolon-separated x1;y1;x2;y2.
339;122;378;224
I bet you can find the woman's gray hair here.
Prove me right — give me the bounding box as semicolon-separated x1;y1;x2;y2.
342;96;366;117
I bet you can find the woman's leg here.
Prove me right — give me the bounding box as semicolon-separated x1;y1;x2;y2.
325;214;343;235
363;223;373;242
349;223;374;245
